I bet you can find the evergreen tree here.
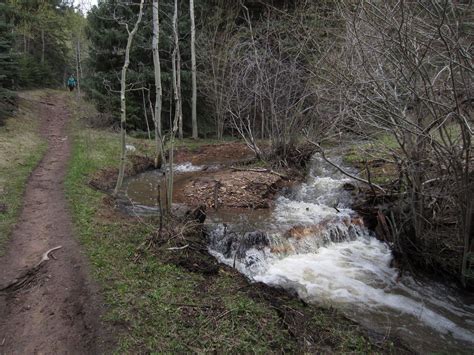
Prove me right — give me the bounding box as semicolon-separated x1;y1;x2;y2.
6;0;73;87
0;2;18;123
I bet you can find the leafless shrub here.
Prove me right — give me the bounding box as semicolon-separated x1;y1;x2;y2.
198;2;341;165
327;0;473;283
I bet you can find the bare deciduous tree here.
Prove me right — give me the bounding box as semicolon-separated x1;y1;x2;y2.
220;4;318;164
197;4;239;140
172;0;183;140
113;0;145;196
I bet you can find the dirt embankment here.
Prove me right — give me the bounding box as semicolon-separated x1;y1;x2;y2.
89;154;155;192
0;92;108;353
174;141;256;166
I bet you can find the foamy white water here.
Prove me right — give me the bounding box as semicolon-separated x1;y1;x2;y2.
173;162;203;173
208;155;474;352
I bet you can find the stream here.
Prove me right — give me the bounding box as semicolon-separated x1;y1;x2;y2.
123;157;474;353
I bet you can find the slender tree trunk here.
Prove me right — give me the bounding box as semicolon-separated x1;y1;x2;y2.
75;37;81;96
152;0;163;168
41;29;45;64
173;0;183;140
190;0;198;139
168;3;184;211
142;88;152;140
113;0;145;196
169;43;178;211
177;47;183;140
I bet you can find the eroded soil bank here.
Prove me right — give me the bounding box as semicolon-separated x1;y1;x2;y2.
0;92;107;353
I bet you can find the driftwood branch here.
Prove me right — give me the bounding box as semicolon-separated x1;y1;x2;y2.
230;166;288;180
0;246;62;294
167;244;189;251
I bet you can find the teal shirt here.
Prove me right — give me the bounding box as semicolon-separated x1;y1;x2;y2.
67;77;76;87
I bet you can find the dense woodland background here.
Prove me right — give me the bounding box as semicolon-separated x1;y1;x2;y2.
0;0;472;285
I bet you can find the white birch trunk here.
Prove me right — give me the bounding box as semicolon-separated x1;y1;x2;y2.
190;0;198;139
152;0;163;167
169;41;178;210
168;0;183;210
173;0;183;140
113;0;145;196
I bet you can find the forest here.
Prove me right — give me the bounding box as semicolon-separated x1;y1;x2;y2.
0;0;472;353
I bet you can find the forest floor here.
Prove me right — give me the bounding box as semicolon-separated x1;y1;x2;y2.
0;90;108;353
0;90;406;353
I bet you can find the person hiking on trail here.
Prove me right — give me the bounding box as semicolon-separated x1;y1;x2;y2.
67;74;76;92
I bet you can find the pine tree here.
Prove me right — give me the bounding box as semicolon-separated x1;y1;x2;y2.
7;0;72;88
0;2;18;123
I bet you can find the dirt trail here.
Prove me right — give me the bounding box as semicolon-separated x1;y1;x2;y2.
0;92;105;354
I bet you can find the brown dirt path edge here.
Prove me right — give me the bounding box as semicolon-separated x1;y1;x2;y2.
0;92;107;354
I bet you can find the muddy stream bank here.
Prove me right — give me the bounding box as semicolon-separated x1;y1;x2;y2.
119;150;474;353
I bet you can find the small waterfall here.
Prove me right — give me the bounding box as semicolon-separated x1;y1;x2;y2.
208;156;369;273
207;155;474;353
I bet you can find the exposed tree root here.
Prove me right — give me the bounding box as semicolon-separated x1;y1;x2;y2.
0;246;62;294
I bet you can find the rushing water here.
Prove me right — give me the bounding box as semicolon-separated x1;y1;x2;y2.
206;156;474;353
123;157;474;352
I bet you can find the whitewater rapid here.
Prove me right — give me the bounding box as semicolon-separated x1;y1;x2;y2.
207;156;474;353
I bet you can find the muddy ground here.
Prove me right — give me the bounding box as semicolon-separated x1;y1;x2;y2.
91;141;296;211
176;169;286;209
0;92;108;353
174;141;255;165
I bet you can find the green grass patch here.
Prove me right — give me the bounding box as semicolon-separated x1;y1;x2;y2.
342;134;400;185
343;134;399;164
0;91;47;253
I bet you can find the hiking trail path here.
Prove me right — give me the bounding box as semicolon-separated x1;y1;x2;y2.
0;91;105;354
